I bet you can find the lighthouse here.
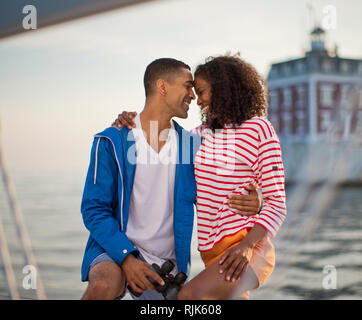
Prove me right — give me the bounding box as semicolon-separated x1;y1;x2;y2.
267;26;362;142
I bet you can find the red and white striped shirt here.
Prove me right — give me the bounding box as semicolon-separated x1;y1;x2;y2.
191;117;286;252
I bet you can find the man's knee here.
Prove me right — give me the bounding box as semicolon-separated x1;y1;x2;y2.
89;279;114;298
91;279;112;295
83;261;125;299
83;278;124;300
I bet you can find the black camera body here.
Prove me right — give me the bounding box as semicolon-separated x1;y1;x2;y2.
128;260;187;300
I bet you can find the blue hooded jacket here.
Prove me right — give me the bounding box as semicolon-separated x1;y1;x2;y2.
80;121;201;281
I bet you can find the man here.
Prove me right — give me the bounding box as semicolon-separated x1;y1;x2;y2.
80;58;260;300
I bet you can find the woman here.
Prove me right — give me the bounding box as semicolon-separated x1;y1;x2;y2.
179;54;286;299
115;54;286;299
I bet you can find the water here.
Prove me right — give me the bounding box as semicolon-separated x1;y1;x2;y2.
0;169;361;300
252;186;362;299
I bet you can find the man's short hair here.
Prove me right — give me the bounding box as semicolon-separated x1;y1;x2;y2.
143;58;191;97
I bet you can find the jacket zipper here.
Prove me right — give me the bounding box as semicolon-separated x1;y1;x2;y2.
94;135;124;231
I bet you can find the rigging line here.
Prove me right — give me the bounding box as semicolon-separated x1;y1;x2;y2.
0;119;46;299
0;214;20;299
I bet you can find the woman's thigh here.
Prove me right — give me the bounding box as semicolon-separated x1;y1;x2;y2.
178;260;259;300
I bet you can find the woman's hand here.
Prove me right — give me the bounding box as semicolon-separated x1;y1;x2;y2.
218;224;267;282
218;241;253;282
112;111;137;129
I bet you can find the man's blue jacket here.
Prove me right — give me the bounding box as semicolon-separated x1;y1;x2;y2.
80;121;201;281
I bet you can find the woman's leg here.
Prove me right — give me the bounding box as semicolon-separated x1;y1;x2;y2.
177;259;259;300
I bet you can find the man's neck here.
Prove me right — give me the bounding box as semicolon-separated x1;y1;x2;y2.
139;102;173;153
140;101;172;134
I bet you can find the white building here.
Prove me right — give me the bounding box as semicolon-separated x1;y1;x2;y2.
267;26;362;142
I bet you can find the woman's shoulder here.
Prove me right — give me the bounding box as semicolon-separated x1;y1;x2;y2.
190;124;210;137
243;116;278;140
243;116;272;125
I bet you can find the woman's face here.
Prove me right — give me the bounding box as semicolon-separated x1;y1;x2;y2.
194;76;212;116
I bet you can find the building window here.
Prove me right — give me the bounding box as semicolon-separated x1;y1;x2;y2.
296;60;305;73
269;114;280;133
270;67;279;79
340;84;351;108
282;112;292;135
296;111;305;135
322;59;333;72
356;111;362;132
282;64;291;76
296;85;306;108
320;84;334;107
320;110;332;132
269;90;279;109
340;61;350;73
282;88;292;109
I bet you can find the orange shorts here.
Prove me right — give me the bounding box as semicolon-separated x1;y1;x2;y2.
200;229;275;299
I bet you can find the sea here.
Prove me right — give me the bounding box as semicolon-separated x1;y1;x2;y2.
0;168;361;300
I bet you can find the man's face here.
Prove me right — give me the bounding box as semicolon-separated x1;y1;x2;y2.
164;68;196;119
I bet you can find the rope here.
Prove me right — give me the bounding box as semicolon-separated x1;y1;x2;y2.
0;214;20;299
0;119;46;299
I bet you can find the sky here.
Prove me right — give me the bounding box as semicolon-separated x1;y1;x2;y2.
0;0;361;172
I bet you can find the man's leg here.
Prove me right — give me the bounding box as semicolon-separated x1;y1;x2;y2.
81;260;126;300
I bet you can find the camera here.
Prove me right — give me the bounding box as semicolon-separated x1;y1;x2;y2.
128;260;187;300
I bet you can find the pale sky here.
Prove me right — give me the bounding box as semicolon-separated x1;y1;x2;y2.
0;0;361;172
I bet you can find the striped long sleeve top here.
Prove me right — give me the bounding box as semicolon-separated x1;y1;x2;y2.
191;117;287;252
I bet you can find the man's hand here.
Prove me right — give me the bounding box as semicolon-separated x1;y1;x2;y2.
121;254;165;294
228;183;261;216
112;111;137;129
218;240;253;282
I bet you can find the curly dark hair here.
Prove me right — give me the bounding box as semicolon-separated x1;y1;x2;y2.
194;54;268;131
